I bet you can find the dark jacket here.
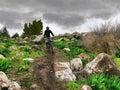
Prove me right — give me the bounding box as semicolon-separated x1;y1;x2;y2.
44;29;54;37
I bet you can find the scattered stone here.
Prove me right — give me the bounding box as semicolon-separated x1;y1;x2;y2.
63;48;70;51
0;54;5;59
32;45;40;50
0;71;9;89
33;35;44;44
70;58;83;72
9;81;21;90
23;58;34;63
54;62;70;71
81;85;92;90
71;32;81;39
31;84;39;90
78;53;92;62
55;62;76;81
9;45;17;51
24;37;29;41
55;69;76;81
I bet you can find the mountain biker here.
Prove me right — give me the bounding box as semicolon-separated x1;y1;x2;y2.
44;26;54;38
44;26;54;54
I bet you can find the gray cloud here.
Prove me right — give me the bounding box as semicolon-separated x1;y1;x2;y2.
0;0;120;34
43;13;84;27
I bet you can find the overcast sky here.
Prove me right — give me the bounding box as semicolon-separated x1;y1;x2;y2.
0;0;120;36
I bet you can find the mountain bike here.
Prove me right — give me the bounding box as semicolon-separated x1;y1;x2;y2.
45;37;54;55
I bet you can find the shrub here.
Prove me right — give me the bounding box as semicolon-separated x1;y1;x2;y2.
82;59;89;66
12;33;19;38
66;82;80;90
0;59;12;72
18;60;30;72
82;24;119;53
53;41;67;49
0;46;10;57
114;58;120;68
22;20;43;37
115;51;120;58
65;47;86;58
75;73;120;90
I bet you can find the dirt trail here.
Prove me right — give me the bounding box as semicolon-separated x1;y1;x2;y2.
33;53;66;90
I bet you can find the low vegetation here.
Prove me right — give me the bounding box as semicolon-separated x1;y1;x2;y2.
67;73;120;90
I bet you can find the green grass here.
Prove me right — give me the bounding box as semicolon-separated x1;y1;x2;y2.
69;73;120;90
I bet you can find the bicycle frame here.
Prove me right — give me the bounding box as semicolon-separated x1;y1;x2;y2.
45;37;54;54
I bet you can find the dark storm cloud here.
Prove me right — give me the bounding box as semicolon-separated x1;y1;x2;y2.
43;13;84;27
0;0;120;31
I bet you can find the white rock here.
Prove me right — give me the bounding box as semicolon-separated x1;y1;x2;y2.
0;71;10;88
64;48;70;51
70;58;83;71
81;85;92;90
55;62;76;81
23;58;34;63
9;81;21;90
55;68;76;81
0;54;5;59
33;35;44;43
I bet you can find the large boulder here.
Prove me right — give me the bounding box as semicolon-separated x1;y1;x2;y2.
33;35;44;44
55;62;76;81
77;53;120;78
70;58;83;72
0;71;9;89
9;81;21;90
0;71;21;90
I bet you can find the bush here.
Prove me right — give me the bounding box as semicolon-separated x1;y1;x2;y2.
0;59;12;72
65;47;86;58
0;46;10;57
18;60;30;72
82;24;119;53
115;51;120;58
54;41;67;49
75;73;120;90
11;33;19;38
22;20;43;37
82;59;89;66
66;82;80;90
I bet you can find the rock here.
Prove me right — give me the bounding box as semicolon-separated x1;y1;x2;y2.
71;32;81;39
32;45;40;50
81;85;92;90
70;58;83;71
55;62;76;81
63;48;70;51
55;69;76;81
0;71;21;90
33;35;44;44
31;84;39;90
19;46;26;50
78;53;92;62
0;71;9;89
55;37;69;42
24;37;29;41
23;58;34;63
0;54;5;59
77;53;120;78
9;81;21;90
9;45;17;51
